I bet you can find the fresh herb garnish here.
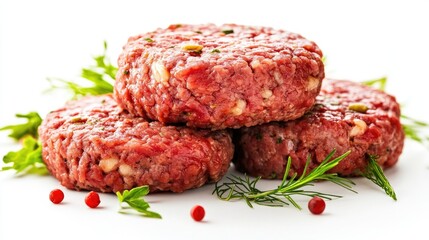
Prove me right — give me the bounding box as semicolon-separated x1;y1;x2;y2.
211;49;221;53
116;186;162;219
221;29;234;35
361;76;426;199
47;41;117;98
0;112;46;175
144;38;154;42
0;112;42;141
362;155;397;200
2;135;47;175
213;150;356;209
401;115;429;146
361;76;387;91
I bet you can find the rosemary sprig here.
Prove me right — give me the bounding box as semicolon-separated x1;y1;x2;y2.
47;41;116;98
361;155;397;200
360;76;426;200
213;150;356;209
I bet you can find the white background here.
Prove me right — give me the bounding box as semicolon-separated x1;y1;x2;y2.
1;0;428;239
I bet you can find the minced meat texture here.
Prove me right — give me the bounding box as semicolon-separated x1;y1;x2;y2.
233;79;405;178
114;23;324;129
39;94;234;193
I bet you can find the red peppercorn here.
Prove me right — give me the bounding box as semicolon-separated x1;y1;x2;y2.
308;196;326;215
190;205;205;221
49;189;64;204
85;191;100;208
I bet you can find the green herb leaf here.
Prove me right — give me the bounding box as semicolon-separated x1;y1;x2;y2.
401;114;429;146
116;186;162;219
221;29;234;35
144;38;154;43
47;41;116;98
361;76;387;91
0;112;42;141
361;155;397;200
213;149;356;209
2;135;47;175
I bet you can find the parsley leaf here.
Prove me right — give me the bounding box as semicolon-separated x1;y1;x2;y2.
47;41;116;98
2;135;47;175
116;186;162;219
0;112;42;141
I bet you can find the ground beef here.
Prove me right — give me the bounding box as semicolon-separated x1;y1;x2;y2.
114;23;324;130
38;94;234;193
233;79;405;178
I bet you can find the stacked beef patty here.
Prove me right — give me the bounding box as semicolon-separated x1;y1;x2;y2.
39;23;404;193
39;95;233;193
233;79;405;178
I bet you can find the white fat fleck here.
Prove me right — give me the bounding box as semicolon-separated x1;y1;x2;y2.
151;61;170;85
274;71;283;84
307;76;320;91
99;158;119;173
350;119;368;137
287;140;294;152
119;164;133;176
250;60;260;69
261;89;273;99
231;99;246;116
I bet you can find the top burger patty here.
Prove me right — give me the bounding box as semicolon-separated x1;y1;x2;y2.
114;23;324;129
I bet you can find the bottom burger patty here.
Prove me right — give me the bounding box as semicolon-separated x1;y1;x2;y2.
233;79;405;178
39;94;234;193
